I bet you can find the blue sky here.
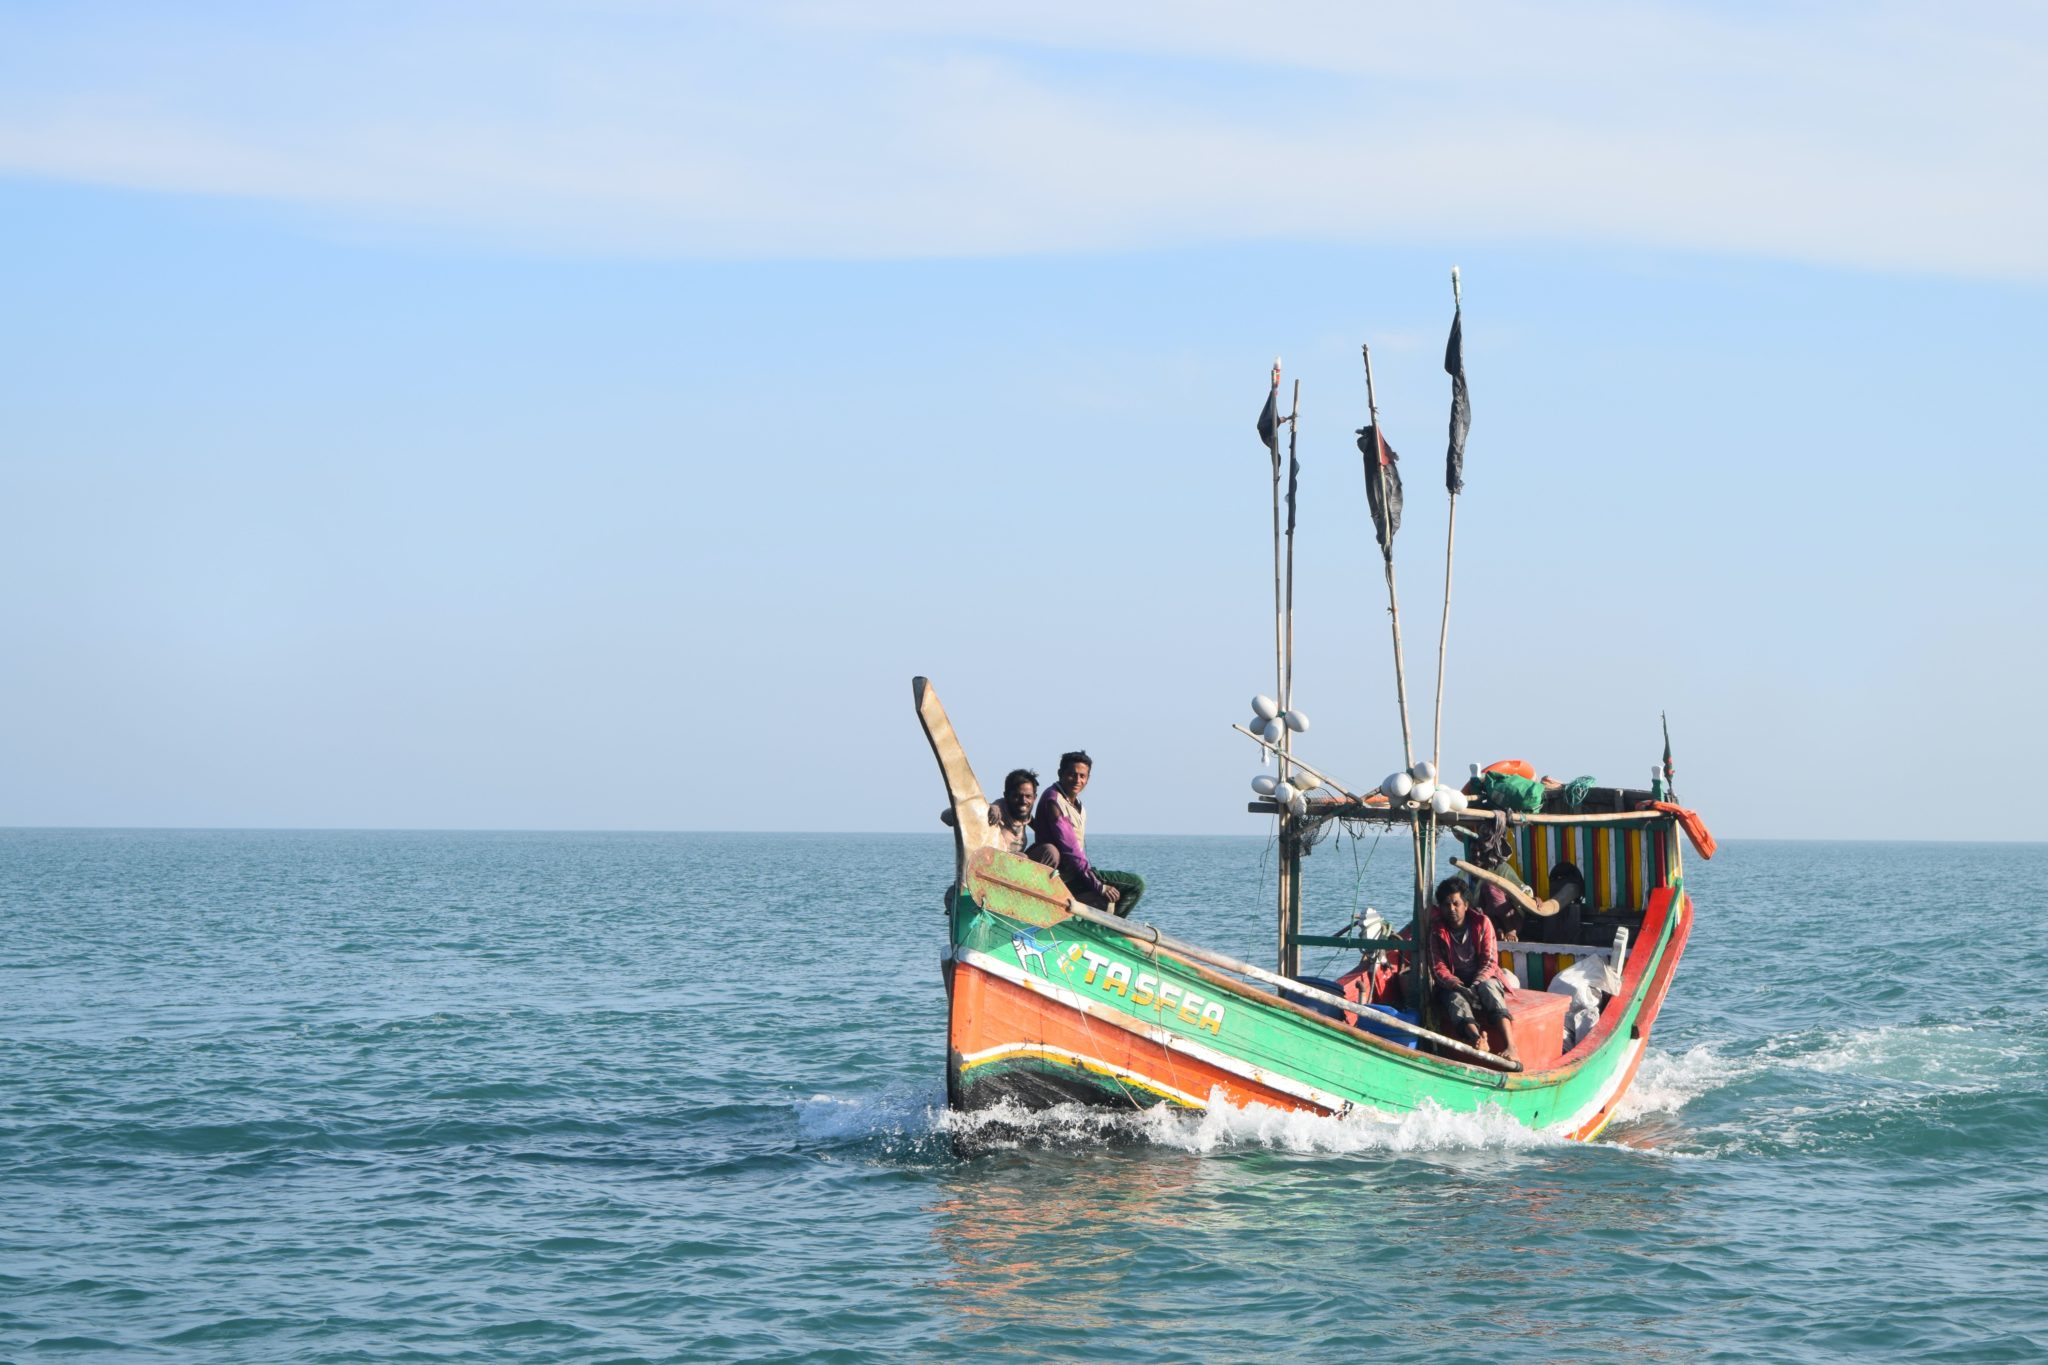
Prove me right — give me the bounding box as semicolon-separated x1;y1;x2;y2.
2;3;2044;838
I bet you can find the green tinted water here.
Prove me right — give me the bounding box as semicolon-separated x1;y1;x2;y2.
3;831;2043;1361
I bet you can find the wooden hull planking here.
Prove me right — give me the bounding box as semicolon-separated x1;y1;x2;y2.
946;863;1691;1141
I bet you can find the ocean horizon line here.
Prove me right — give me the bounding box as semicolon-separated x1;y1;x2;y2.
2;825;2043;847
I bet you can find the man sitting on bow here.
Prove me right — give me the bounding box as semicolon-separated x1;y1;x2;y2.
1032;750;1144;916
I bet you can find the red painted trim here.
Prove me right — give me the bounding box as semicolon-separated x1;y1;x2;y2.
948;958;1322;1114
1565;891;1693;1138
1539;887;1687;1072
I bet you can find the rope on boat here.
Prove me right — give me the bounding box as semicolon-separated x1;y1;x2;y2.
1058;899;1518;1071
980;901;1176;1116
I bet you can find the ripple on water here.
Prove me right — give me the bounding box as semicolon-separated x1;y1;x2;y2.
2;831;2044;1363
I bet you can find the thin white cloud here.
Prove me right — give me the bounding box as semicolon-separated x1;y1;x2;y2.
0;0;2041;274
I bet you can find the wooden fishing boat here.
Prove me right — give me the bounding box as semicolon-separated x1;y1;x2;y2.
917;286;1712;1139
915;678;1706;1140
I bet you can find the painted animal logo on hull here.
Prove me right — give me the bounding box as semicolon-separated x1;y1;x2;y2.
1007;933;1226;1033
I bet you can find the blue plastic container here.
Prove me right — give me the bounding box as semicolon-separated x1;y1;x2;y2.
1284;978;1421;1049
1355;1003;1422;1049
1281;976;1349;1021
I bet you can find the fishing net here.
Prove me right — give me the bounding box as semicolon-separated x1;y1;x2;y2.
1475;771;1545;812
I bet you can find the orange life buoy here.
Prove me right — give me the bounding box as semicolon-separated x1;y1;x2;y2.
1482;759;1537;781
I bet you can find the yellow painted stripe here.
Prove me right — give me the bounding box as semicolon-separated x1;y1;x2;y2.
957;1043;1205;1108
1591;827;1610;908
1622;828;1641;908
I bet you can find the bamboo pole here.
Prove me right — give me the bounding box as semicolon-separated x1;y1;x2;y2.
1431;267;1463;780
1056;897;1520;1070
1360;340;1427;1009
1230;724;1363;803
1484;809;1668;826
1268;360;1285;738
1245;802;1673;828
1421;269;1466;1017
1284;378;1301;709
1266;360;1290;975
1278;377;1303;977
1361;343;1415;774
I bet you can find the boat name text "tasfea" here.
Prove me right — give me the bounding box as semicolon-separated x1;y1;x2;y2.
1073;949;1226;1033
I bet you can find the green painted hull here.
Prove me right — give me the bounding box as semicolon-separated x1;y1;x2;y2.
944;853;1691;1140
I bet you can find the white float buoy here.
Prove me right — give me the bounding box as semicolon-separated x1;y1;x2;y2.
1252;775;1279;796
1410;780;1437;805
1274;781;1298;805
1251;695;1280;721
1431;788;1458;816
1282;710;1310;733
1260;718;1284;743
1382;771;1414;800
1291;771;1321;793
1409;760;1437;783
1288;792;1309;817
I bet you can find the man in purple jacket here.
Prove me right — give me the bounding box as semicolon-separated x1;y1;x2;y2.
1033;751;1142;914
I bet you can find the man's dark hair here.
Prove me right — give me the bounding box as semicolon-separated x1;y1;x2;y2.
1059;750;1093;773
1003;768;1039;797
1434;875;1470;907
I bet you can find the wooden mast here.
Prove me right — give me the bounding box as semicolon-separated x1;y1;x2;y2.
1361;343;1416;775
1430;267;1464;784
1265;360;1294;976
1268;360;1286;743
1280;376;1303;977
1284;377;1301;708
1423;267;1468;995
1359;341;1429;1008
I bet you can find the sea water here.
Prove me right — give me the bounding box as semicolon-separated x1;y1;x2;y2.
2;829;2045;1362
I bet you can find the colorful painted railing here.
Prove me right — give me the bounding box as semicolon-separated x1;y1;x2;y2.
1498;927;1629;992
1509;818;1680;910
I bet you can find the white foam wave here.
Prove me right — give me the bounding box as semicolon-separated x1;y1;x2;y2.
798;1023;2037;1161
1133;1095;1566;1154
796;1087;946;1143
1760;1022;2030;1089
1609;1044;1751;1124
800;1089;1566;1155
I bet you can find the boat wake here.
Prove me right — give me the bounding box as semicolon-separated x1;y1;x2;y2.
1620;1020;2034;1109
1603;1018;2047;1158
1608;1042;1750;1124
1117;1096;1567;1155
798;1088;1567;1156
1756;1019;2037;1088
798;1021;2036;1162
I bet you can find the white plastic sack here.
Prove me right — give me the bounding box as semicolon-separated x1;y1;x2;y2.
1547;956;1617;1052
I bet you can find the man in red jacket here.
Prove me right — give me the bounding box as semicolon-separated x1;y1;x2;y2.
1428;877;1520;1064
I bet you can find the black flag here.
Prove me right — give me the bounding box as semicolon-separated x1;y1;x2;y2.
1357;424;1401;552
1257;386;1280;456
1285;435;1300;538
1662;712;1677;802
1445;307;1470;495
